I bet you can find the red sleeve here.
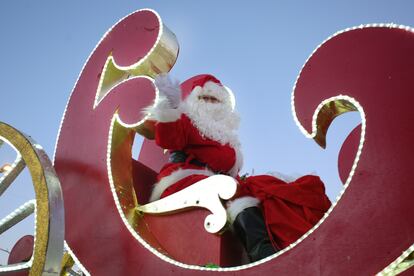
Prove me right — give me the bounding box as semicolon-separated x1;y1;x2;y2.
154;114;188;150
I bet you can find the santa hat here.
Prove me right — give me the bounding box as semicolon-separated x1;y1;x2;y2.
146;73;234;123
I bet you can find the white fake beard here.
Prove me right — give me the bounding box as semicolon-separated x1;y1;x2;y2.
181;92;241;148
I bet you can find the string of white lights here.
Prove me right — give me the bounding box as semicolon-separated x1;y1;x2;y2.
63;241;91;276
377;244;414;275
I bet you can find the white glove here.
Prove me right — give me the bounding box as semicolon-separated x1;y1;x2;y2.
154;73;181;109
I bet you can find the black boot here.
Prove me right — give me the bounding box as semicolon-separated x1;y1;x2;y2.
233;207;278;262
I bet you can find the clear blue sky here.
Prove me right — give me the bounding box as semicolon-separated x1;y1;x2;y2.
1;0;413;265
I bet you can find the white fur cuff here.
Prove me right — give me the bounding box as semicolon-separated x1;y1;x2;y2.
149;168;214;202
226;196;260;224
145;95;181;122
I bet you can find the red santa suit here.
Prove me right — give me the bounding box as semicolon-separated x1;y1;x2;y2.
146;74;331;250
147;75;242;201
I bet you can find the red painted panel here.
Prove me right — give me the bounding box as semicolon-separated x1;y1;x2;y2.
6;235;33;276
293;26;414;275
139;210;245;267
338;124;361;184
8;235;33;265
137;139;169;173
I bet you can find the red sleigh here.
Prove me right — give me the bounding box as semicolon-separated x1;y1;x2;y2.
1;9;414;276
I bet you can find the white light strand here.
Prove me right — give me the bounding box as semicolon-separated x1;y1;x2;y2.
63;241;91;276
377;244;414;275
291;22;414;139
93;14;163;109
112;76;157;129
53;8;162;162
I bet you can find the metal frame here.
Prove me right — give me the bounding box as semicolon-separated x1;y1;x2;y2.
0;122;64;276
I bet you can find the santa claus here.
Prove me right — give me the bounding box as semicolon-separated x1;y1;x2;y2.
145;73;331;262
145;74;242;201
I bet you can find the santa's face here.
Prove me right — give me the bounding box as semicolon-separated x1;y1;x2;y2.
198;95;220;104
189;81;234;117
196;81;225;104
182;80;240;138
182;80;240;146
